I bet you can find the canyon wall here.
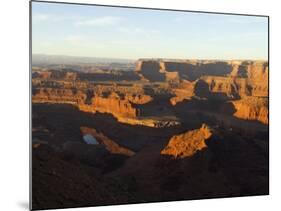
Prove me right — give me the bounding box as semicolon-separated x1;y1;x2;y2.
136;59;268;83
231;97;269;124
135;59;268;124
91;93;138;118
32;59;268;126
136;60;268;98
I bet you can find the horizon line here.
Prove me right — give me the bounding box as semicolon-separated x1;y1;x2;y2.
32;53;268;62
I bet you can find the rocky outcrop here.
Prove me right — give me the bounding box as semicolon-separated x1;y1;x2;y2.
200;76;251;98
32;88;87;104
161;124;212;158
92;92;138;118
231;97;268;124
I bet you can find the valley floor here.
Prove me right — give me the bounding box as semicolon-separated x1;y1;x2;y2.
31;103;269;210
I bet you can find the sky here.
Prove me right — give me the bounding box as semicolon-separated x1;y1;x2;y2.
32;1;268;60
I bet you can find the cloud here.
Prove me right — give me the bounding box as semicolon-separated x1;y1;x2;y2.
32;14;125;27
75;16;122;26
33;13;83;24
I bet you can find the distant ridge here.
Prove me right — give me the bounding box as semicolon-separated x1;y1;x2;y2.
137;58;268;62
32;54;136;65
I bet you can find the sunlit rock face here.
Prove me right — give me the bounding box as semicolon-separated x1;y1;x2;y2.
231;97;268;124
92;93;138;118
32;87;87;104
32;59;268;126
161;124;212;158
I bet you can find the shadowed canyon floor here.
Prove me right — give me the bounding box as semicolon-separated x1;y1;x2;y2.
32;59;269;209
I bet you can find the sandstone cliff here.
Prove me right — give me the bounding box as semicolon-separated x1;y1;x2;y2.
136;59;268;83
92;93;138;118
32;88;87;104
231;97;268;124
136;59;268;101
32;59;268;128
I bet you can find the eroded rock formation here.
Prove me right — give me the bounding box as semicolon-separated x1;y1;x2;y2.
136;59;268;85
161;124;212;158
32;59;268;126
92;92;138;118
231;97;268;124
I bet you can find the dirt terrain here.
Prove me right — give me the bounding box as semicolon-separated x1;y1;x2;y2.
32;59;269;209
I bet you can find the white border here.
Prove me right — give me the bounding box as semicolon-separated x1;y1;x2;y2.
1;0;280;211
